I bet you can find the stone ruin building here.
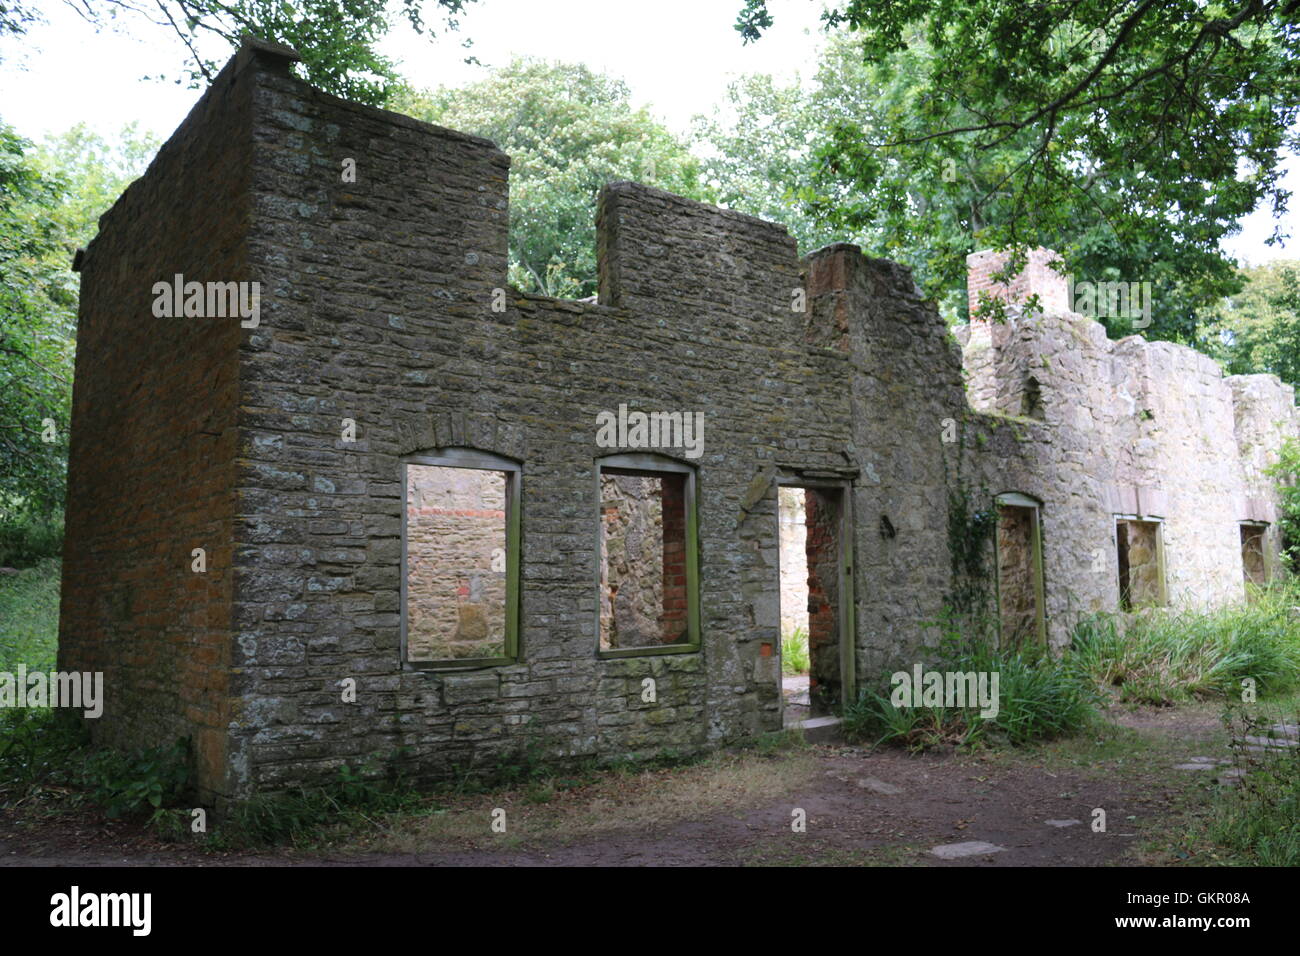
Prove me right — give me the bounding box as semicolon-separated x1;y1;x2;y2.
58;38;1299;803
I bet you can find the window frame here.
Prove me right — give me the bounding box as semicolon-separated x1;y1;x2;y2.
594;453;701;659
400;447;522;671
1114;514;1168;610
993;492;1048;647
1239;519;1271;590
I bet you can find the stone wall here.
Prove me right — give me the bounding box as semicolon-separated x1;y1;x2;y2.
995;504;1040;648
58;47;259;795
599;474;664;649
961;249;1300;640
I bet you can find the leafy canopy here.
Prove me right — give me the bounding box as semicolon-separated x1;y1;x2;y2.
5;0;479;106
0;121;158;519
733;0;1300;337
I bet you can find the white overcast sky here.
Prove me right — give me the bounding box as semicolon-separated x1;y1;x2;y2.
0;0;1293;264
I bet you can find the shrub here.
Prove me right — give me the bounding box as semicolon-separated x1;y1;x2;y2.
0;708;192;824
0;512;63;568
0;557;60;674
843;617;1098;750
1207;704;1300;865
1066;586;1300;705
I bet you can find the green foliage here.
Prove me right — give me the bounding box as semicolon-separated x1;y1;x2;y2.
40;1;477;107
728;2;1291;337
1202;261;1300;387
393;59;709;297
1209;703;1300;866
0;121;159;525
0;123;72;520
81;736;191;818
842;617;1098;750
0;512;62;567
946;487;995;620
224;759;421;846
0;557;59;673
0;708;89;793
0;708;191;823
1066;587;1300;705
1268;437;1300;567
781;626;809;676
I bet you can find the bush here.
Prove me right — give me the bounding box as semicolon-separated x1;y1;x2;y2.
1208;704;1300;865
0;708;192;824
0;512;63;568
843;618;1098;750
0;557;60;674
1066;586;1300;705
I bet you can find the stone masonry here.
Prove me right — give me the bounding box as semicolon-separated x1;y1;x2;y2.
60;38;1299;802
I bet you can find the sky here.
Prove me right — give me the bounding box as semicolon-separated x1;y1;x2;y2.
0;0;1294;266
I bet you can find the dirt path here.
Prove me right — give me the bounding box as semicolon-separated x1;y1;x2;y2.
0;703;1237;867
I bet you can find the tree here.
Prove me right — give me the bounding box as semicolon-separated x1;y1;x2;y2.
0;121;158;521
6;1;479;105
394;59;709;298
1203;260;1300;385
733;0;1299;335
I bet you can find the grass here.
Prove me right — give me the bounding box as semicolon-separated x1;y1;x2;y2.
0;557;60;674
1203;699;1300;865
1066;581;1300;705
842;622;1100;751
781;626;809;676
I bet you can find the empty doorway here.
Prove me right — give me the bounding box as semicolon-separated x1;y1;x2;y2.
776;482;854;727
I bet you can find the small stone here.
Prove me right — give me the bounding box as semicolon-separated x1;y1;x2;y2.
1174;762;1217;770
1243;735;1299;749
857;777;902;795
1045;819;1081;828
930;841;1005;860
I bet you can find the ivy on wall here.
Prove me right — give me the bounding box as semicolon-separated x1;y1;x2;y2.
943;416;997;630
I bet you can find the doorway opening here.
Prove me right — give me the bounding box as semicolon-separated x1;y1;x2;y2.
777;483;854;728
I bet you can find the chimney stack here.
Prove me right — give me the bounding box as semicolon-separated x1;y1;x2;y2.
966;247;1068;319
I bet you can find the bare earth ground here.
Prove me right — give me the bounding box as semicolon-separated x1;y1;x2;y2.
0;702;1242;867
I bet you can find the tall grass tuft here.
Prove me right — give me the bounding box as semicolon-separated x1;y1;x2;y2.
781;626;810;676
843;616;1099;750
0;558;60;674
1066;582;1300;705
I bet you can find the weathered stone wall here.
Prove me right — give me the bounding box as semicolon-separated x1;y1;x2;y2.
58;48;260;799
221;42;866;796
995;504;1039;648
599;474;664;649
778;488;808;636
961;249;1300;639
